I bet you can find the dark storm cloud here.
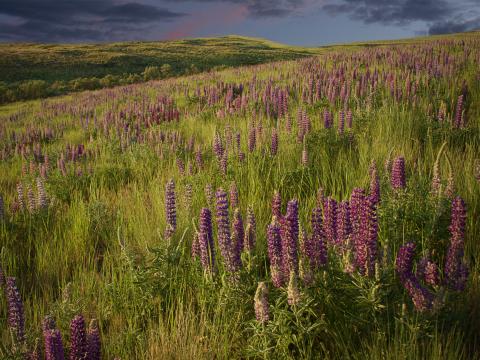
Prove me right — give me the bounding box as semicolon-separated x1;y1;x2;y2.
0;0;185;42
167;0;313;18
323;0;480;34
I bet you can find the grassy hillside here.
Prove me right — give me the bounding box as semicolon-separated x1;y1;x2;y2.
0;32;479;359
0;36;317;103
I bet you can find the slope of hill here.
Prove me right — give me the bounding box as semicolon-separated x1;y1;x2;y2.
0;36;317;103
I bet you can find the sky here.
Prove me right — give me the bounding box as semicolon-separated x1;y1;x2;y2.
0;0;479;46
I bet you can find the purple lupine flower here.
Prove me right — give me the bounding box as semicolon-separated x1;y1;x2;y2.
453;95;464;128
213;132;224;159
402;277;434;312
272;190;282;218
165;179;176;238
87;319;101;360
282;200;299;276
216;189;240;273
445;196;469;291
369;161;380;205
232;208;245;259
199;208;215;272
395;242;416;281
70;315;87;360
323;197;337;245
5;277;25;342
360;196;378;276
191;232;200;258
350;188;365;268
230;182;239;209
311;207;327;268
338;110;345;134
254;282;269;323
336;201;351;249
395;242;433;312
247;127;256;153
44;329;65;360
195;149;203;170
391;156;406;190
424;261;441;287
267;217;284;287
271;128;278;156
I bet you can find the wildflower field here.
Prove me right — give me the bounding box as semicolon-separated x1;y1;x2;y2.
0;32;479;359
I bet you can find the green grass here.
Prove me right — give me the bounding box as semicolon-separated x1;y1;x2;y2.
0;32;479;359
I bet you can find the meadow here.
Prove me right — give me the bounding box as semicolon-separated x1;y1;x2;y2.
0;31;479;359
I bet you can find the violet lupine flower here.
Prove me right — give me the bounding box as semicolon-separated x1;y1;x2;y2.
395;242;416;281
282;200;299;276
232;208;245;257
44;329;65;360
199;208;215;272
445;196;469;291
338;110;345;134
369;161;380;205
165;179;176;238
336;201;351;249
191;232;200;258
272;190;282;218
27;184;35;213
195;149;203;170
254;282;270;323
359;196;378;276
395;242;433;312
402;277;434;312
311;207;327;268
248;127;256;153
230;182;239;209
453;95;464;128
216;189;241;273
323;197;338;245
70;315;87;360
213;132;224;159
267;217;284;288
5;277;25;342
87;319;101;360
271;128;278;156
424;261;441;287
391;156;406;190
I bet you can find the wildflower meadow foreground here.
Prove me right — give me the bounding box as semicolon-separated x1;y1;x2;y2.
1;32;479;359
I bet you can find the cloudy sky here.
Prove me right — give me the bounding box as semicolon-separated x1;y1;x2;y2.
0;0;479;45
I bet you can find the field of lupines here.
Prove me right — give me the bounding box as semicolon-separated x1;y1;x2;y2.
0;32;479;359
